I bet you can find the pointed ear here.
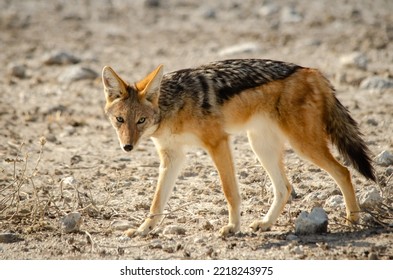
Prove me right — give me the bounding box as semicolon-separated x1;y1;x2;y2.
102;66;129;104
135;65;163;104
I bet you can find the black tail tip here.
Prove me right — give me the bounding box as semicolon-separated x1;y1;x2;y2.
357;160;377;182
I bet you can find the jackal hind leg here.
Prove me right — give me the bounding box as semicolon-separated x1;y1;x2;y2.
125;147;186;237
247;129;291;232
290;139;361;224
206;137;241;236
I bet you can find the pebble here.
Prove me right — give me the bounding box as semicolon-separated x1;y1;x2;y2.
8;63;27;79
202;220;214;231
0;232;24;243
339;52;368;70
60;212;82;233
144;0;160;8
281;6;302;23
200;7;216;19
258;4;279;17
44;51;80;65
295;207;328;235
303;190;329;203
61;176;78;187
110;220;133;231
375;150;393;166
58;65;98;83
366;118;378;126
291;245;304;255
324;195;344;208
360;76;393;91
194;236;207;244
149;239;163;249
163;225;186;235
218;42;260;57
359;187;382;208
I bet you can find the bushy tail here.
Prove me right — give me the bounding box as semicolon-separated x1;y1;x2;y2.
326;95;376;182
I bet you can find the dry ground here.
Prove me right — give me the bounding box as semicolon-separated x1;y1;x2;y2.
0;0;392;259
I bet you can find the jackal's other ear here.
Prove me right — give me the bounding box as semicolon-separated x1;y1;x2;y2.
135;65;163;104
102;66;129;104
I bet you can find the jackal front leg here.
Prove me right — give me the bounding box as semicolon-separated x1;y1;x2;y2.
125;148;185;237
206;137;241;236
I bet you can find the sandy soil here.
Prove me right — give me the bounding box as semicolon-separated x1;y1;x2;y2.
0;0;392;260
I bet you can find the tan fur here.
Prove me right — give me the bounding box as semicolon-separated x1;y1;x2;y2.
102;59;374;237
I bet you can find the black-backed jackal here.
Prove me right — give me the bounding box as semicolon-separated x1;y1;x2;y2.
102;59;376;237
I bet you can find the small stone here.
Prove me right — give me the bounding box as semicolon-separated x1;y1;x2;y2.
177;216;187;223
0;233;23;243
44;51;80;65
366;118;378;126
303;191;329;204
58;65;98;83
194;236;207;244
149;239;163;249
340;52;368;70
324;195;344;208
144;0;160;8
295;207;328;235
360;76;393;91
281;6;302;23
375;150;393;166
8;63;27;79
218;42;260;57
359;187;382;208
61;212;82;233
202;220;214;231
110;220;133;231
200;7;216;19
291;245;304;255
61;176;78;187
258;4;279;17
163;225;186;235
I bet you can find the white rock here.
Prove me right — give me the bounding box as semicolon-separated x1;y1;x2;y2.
218;42;260;57
163;225;186;235
359;187;383;208
295;207;328;235
61;176;78;187
340;52;368;70
325;195;344;208
61;212;82;233
58;66;98;83
375;150;393;166
360;76;393;91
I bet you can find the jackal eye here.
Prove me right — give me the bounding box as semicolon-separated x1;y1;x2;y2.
137;117;146;124
116;116;124;123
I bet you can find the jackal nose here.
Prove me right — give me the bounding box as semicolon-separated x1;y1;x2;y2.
123;144;133;152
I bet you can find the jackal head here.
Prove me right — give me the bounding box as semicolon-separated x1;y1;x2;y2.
102;65;163;152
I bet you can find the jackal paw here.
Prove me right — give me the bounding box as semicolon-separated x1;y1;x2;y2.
219;223;239;237
249;220;271;232
124;225;152;238
346;211;360;225
124;228;150;238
